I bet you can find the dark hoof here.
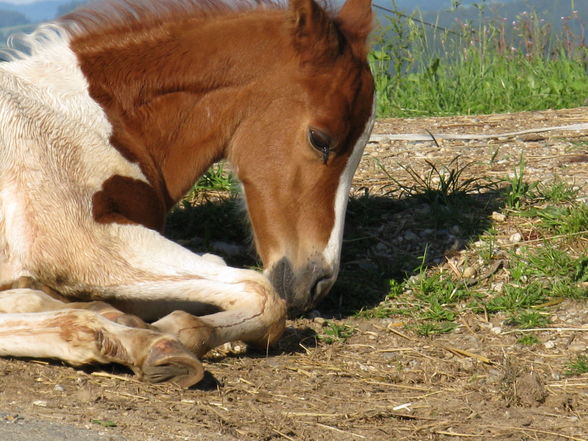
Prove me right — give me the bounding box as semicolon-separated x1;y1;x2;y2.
141;338;204;388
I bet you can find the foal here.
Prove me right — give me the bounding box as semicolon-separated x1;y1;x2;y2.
0;0;375;386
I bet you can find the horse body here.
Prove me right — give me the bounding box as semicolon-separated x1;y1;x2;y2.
0;0;374;386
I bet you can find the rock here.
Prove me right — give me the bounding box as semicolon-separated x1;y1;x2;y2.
520;133;546;142
403;231;418;241
492;212;506;222
462;267;477;279
509;232;523;243
568;344;587;352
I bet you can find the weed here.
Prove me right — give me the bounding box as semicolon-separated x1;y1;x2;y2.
517;335;540;345
186;162;235;199
371;5;588;117
523;203;588;235
484;283;547;313
414;321;458;336
319;322;355;344
507;311;550;329
564;355;588;376
532;179;579;203
380;156;488;205
502;157;535;208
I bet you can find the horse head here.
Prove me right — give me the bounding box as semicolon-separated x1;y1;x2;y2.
229;0;375;315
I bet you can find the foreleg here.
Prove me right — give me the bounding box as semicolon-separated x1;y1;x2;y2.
0;289;203;386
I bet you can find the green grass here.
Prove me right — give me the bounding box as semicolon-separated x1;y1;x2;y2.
502;157;536;209
350;159;587;335
517;335;540;346
371;5;588;117
186;162;235;197
318;322;356;344
564;355;588;376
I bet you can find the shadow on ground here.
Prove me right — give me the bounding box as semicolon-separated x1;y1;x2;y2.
165;185;508;318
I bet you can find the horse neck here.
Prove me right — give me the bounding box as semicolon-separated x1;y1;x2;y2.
71;11;290;205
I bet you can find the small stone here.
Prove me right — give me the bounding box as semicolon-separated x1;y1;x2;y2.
492;212;506;222
462;267;477;279
569;344;587;352
509;232;523;243
491;326;502;334
53;384;64;392
521;133;546;142
491;282;504;293
403;231;418;241
313;317;326;325
32;400;47;407
544;341;556;349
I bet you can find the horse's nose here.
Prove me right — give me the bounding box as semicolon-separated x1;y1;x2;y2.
267;256;335;317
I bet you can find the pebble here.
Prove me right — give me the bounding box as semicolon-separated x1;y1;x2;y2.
491;212;507;222
462;267;477;279
313;317;326;325
491;282;504;293
491;326;502;334
53;384;65;392
544;341;556;349
509;232;523;243
568;344;587;352
32;400;47;407
403;231;419;241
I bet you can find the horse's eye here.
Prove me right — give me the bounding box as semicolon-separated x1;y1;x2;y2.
308;128;332;164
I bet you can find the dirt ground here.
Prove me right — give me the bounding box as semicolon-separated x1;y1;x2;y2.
1;108;587;441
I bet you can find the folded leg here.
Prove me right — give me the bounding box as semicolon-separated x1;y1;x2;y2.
44;225;288;358
0;288;203;386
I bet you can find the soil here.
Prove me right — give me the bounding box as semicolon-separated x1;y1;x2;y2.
1;108;587;441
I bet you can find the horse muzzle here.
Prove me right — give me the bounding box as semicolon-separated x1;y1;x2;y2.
267;256;336;317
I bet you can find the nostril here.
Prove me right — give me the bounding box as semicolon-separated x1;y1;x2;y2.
310;273;334;300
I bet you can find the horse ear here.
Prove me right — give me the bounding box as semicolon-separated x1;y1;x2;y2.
289;0;340;65
336;0;373;54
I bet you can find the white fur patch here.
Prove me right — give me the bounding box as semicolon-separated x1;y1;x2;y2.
322;97;376;276
0;23;148;285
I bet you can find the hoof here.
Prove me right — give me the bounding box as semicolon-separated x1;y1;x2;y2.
110;313;152;330
152;311;215;358
140;338;204;388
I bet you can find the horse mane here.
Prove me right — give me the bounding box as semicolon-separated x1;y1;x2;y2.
61;0;290;37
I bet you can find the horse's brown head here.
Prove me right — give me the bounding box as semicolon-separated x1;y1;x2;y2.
66;0;374;316
228;0;375;315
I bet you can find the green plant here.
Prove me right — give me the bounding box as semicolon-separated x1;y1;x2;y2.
319;322;355;344
371;6;588;118
380;156;487;204
532;179;579;203
564;355;588;376
502;157;535;208
517;335;540;345
414;321;458;336
508;311;550;329
485;283;547;313
188;162;235;196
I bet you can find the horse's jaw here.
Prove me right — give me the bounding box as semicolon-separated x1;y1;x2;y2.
265;99;376;317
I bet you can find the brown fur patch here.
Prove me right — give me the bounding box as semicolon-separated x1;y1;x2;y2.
92;175;166;231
